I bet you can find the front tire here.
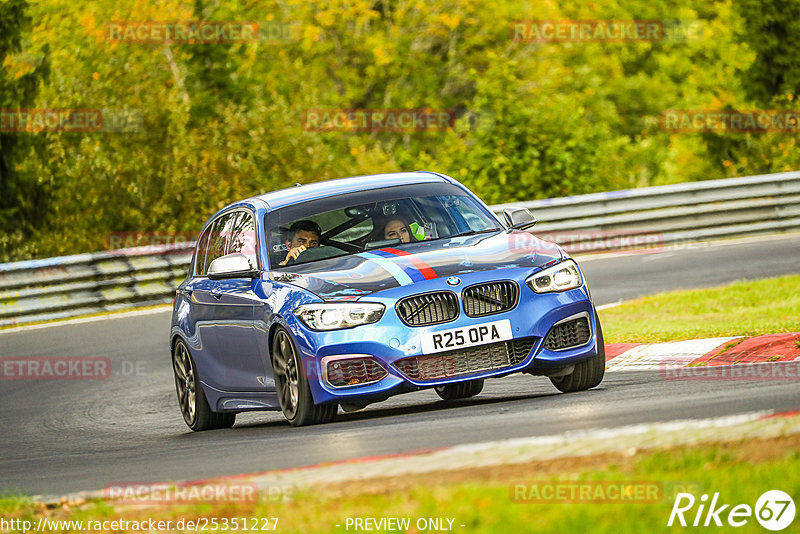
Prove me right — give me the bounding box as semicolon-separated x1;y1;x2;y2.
172;339;236;431
549;314;606;393
271;327;337;426
435;379;484;400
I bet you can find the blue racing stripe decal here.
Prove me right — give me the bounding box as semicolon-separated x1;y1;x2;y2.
356;252;415;286
367;249;426;283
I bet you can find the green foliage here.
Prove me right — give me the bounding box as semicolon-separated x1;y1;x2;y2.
0;0;798;261
0;0;50;260
736;0;800;104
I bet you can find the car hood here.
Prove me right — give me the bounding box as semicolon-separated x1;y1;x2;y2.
269;231;566;300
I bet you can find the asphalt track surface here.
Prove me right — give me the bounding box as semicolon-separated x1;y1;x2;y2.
1;234;799;496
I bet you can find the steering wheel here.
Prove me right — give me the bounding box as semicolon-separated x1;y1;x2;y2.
323;238;359;253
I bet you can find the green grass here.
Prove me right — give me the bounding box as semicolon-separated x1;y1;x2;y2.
3;438;799;533
598;275;800;343
0;492;34;514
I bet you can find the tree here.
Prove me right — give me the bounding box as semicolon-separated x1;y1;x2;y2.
0;0;50;259
735;0;800;104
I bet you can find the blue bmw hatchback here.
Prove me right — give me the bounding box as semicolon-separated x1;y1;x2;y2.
170;171;605;430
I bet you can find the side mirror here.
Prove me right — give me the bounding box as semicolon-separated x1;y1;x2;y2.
503;207;536;231
208;253;259;280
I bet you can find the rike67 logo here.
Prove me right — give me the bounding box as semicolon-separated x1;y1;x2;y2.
668;490;795;531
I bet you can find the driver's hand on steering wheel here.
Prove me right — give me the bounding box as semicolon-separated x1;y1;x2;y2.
279;245;307;266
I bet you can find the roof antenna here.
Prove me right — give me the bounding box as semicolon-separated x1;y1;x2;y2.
294;183;302;187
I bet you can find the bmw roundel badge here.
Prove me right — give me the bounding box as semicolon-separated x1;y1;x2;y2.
446;276;461;286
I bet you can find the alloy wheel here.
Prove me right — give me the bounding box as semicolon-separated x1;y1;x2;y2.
173;341;196;424
272;330;300;419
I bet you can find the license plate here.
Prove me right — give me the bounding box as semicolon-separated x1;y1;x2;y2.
420;319;513;355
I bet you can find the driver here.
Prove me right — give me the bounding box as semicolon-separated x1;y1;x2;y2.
279;220;321;266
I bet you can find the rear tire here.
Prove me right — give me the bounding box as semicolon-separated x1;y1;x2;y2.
435;379;484;400
271;327;337;426
549;313;606;393
172;339;236;431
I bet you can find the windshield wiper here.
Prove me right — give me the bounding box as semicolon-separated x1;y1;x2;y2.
448;228;503;239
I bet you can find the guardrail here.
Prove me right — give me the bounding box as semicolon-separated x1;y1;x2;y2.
1;171;799;327
0;246;193;328
491;171;800;253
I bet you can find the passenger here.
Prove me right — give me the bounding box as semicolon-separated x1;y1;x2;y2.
279;220;321;265
372;216;414;244
383;217;414;243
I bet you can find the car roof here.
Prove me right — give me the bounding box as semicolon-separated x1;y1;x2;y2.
250;171;451;211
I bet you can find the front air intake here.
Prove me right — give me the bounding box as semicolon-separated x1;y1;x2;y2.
396;291;459;326
393;337;537;381
463;281;519;317
543;315;592;351
323;357;388;388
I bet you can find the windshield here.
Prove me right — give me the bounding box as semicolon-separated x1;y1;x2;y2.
265;183;502;268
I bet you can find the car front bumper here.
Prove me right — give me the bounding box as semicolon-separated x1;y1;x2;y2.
287;267;601;405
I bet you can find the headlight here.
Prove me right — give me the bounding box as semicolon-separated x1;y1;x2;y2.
294;302;385;331
526;259;582;293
